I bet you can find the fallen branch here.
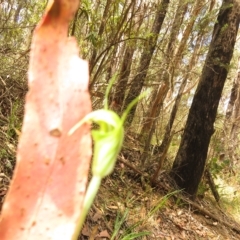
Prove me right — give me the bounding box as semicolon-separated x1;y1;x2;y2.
184;197;240;234
118;155;240;234
118;154;146;176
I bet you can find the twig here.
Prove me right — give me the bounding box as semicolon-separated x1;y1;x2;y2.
117;155;240;234
118;154;146;176
184;197;240;234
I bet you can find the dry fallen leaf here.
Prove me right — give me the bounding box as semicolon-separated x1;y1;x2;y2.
82;225;91;237
92;210;103;222
98;230;111;238
0;1;92;239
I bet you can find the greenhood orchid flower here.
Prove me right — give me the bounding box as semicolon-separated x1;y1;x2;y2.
69;75;145;240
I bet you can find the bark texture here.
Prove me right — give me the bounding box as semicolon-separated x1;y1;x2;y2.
170;0;240;198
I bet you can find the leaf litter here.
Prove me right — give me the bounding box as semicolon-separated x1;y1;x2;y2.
79;135;240;240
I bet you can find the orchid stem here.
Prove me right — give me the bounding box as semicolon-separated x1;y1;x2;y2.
72;175;102;240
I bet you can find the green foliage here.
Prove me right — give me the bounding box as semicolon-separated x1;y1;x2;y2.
110;190;180;239
209;157;230;178
220;23;229;34
197;180;209;197
0;1;46;180
111;209;150;240
221;192;240;221
7;101;22;138
80;0;92;20
148;190;180;216
110;209;128;240
85;32;99;47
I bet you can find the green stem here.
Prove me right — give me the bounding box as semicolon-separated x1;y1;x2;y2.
72;175;102;240
121;92;146;124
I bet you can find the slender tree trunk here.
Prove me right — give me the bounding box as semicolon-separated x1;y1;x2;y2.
224;58;240;123
171;0;204;78
89;1;135;90
140;0;203;137
89;0;112;73
14;3;23;23
111;3;144;113
170;0;240;198
110;45;135;112
151;34;203;184
227;58;240;166
230;58;240;139
138;0;189;168
123;0;170;125
151;1;215;183
225;77;239;122
223;59;239;152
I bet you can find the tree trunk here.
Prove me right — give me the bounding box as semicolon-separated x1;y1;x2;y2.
227;57;240;166
140;0;203;137
170;0;240;199
151;43;200;184
225;78;238;121
111;3;145;113
123;0;170;125
89;0;135;90
89;0;112;73
223;58;240;163
151;1;214;183
110;45;135;113
230;58;240;140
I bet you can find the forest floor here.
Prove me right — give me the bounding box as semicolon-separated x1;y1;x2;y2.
0;134;240;240
81;164;240;240
80;135;240;240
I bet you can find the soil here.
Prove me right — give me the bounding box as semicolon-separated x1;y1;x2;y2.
79;144;240;240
